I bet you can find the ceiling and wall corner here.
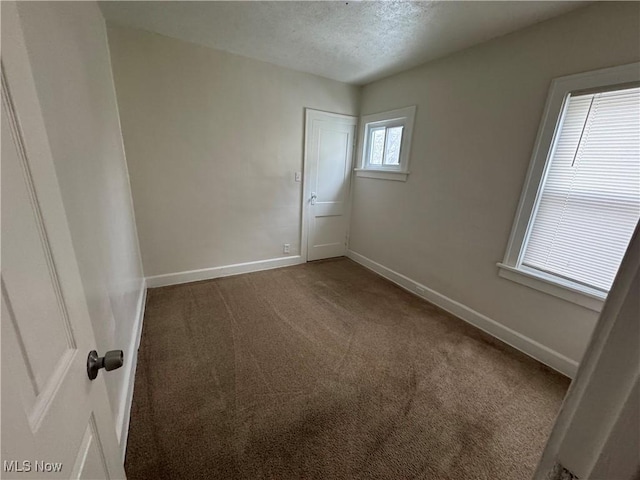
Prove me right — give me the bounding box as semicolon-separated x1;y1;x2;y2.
98;1;589;85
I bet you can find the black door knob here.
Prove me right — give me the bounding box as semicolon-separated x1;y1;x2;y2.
87;350;123;380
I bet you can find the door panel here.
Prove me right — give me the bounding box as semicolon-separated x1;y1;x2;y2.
313;216;347;247
71;416;111;480
305;110;356;261
2;104;76;426
1;4;124;479
317;128;350;204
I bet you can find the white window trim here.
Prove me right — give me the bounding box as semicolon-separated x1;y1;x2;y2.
498;62;640;312
355;105;416;181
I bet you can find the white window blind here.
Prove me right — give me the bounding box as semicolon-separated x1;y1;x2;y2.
522;86;640;292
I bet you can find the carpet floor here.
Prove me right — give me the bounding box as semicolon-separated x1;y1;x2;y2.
125;257;569;479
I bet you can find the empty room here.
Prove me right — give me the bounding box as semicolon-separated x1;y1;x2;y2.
1;1;639;479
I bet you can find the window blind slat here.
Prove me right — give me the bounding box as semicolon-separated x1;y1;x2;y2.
522;87;640;292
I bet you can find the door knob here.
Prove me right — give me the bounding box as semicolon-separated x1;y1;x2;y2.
310;192;317;205
87;350;123;381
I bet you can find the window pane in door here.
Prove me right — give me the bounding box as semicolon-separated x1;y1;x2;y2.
369;127;386;165
384;126;403;165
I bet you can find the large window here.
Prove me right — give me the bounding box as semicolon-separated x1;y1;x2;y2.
499;64;640;311
355;106;416;181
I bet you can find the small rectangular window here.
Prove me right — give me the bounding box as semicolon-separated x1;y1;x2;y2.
356;106;416;181
366;125;404;166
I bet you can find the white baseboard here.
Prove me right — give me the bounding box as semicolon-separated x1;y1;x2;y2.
347;250;578;378
116;278;147;462
145;255;305;288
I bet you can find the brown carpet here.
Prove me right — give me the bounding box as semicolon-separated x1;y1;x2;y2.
125;258;569;480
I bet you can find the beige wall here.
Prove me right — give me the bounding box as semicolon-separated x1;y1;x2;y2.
106;25;360;277
350;2;640;366
16;2;145;439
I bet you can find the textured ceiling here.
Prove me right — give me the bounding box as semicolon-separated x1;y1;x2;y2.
99;1;588;85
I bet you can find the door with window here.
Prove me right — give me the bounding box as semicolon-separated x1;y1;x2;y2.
304;110;357;261
1;5;124;479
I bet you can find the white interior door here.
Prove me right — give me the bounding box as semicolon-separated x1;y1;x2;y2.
1;5;125;479
304;110;357;261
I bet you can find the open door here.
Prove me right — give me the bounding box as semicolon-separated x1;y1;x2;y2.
1;4;125;478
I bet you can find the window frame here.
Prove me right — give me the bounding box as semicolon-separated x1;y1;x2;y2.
355;106;416;181
498;63;640;312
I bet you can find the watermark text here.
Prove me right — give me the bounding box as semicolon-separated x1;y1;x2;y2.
3;460;63;473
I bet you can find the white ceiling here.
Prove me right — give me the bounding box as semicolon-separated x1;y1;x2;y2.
99;1;588;85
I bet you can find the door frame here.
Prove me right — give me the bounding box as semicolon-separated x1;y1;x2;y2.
301;108;358;262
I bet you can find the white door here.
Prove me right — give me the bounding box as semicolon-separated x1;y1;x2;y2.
1;5;125;479
304;110;357;261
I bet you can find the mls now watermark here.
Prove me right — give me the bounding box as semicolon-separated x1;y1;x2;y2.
4;460;63;473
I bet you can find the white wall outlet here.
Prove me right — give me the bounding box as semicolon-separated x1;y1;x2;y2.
294;172;302;182
283;243;290;254
416;286;426;295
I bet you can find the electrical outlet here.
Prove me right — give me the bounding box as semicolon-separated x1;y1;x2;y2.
294;172;302;182
416;286;425;295
283;243;290;254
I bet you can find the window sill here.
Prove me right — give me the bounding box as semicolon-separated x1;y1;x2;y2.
354;169;409;182
497;263;606;312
